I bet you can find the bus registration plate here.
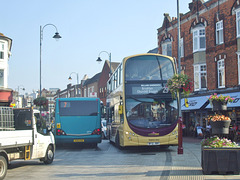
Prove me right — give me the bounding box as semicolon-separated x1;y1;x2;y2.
73;139;84;142
148;142;160;145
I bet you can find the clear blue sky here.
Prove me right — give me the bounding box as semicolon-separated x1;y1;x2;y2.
1;0;191;94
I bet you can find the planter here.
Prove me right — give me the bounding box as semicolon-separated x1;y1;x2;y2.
210;120;231;134
212;100;227;111
201;147;240;175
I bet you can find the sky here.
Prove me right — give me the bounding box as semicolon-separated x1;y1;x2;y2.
1;0;191;94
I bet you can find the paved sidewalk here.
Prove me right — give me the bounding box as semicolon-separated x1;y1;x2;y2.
168;137;240;180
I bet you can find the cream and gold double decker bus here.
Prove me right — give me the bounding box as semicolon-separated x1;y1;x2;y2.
106;53;179;148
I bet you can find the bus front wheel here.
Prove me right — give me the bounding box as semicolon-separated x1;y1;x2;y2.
0;155;7;180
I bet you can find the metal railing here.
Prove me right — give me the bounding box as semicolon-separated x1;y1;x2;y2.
0;107;15;131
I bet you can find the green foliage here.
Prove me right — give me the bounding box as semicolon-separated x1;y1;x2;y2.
33;97;48;107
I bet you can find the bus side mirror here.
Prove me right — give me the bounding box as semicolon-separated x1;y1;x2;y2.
119;105;123;115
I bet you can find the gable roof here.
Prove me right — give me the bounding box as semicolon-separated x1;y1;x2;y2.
83;72;101;86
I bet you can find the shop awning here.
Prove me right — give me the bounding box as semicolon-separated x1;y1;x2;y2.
181;95;209;111
205;92;240;109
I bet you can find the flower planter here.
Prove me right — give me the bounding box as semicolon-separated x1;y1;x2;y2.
212;100;227;111
201;147;240;175
210;120;231;134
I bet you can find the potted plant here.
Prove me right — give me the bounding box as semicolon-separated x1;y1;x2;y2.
166;73;193;98
208;114;231;134
201;136;240;175
208;93;234;111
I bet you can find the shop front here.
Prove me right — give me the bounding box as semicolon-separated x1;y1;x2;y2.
205;92;240;126
182;92;240;137
181;95;209;137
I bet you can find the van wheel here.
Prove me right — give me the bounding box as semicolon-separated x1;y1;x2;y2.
0;156;7;180
43;145;54;164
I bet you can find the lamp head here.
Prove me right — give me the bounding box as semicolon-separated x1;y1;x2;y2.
53;32;62;40
68;76;72;81
96;57;102;63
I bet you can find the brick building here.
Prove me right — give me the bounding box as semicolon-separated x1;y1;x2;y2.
158;0;240;136
98;60;120;106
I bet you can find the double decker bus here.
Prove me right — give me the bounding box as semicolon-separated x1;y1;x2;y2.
106;53;179;147
54;97;102;146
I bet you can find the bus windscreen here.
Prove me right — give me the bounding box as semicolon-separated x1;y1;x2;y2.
125;55;174;81
59;101;98;116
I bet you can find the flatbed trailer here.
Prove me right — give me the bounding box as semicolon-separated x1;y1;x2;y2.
0;107;55;180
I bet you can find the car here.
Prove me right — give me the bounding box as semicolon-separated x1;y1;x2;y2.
101;119;107;139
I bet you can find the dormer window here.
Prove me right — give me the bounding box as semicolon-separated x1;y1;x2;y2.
162;38;172;56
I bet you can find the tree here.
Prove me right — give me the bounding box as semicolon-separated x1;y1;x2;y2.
33;97;48;110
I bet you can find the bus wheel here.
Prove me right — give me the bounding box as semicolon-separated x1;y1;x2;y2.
0;155;7;180
43;145;54;164
115;133;121;149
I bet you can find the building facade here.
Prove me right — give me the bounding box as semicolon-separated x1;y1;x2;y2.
98;60;120;106
0;33;13;106
0;33;12;88
158;0;240;136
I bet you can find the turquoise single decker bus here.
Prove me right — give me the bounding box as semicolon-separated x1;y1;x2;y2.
54;97;102;146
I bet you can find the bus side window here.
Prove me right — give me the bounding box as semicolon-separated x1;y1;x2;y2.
106;107;111;123
111;107;114;122
101;104;106;119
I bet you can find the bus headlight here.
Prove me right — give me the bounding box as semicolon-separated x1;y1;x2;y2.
125;131;135;136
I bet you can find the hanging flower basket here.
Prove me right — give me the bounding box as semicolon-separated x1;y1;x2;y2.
208;93;234;111
166;73;193;98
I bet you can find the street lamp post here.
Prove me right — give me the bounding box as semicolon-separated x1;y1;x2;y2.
177;0;183;154
68;72;79;85
68;72;80;97
17;85;25;108
40;24;61;97
96;51;112;75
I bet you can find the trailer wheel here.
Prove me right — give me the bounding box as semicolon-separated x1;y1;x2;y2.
43;145;54;164
0;156;7;180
